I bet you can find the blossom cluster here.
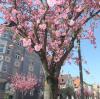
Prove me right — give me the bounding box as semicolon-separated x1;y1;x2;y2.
10;73;37;92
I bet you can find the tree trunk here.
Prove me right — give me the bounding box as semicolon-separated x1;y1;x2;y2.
73;92;77;99
44;76;58;99
68;95;71;99
21;92;24;99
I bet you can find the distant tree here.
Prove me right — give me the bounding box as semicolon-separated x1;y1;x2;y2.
0;0;100;99
60;86;74;99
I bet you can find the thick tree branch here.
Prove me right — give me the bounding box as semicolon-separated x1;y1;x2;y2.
74;9;84;20
40;0;49;8
50;52;55;67
84;10;100;24
44;28;48;52
34;6;49;44
39;50;50;76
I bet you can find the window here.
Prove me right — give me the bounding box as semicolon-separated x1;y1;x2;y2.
0;55;3;61
14;61;20;67
6;47;11;54
15;53;20;59
2;64;7;72
5;56;11;62
1;33;12;40
0;61;3;72
3;34;8;39
0;44;5;53
17;42;23;46
29;66;34;72
7;49;10;54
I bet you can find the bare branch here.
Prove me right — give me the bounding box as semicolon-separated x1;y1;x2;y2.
84;10;100;24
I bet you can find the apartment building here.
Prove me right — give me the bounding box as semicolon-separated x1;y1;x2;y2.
0;30;44;99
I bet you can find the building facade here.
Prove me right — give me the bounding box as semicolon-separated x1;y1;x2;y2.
0;30;44;99
92;84;100;99
73;77;93;99
58;74;75;99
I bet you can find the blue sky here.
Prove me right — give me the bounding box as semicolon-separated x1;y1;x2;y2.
61;22;100;84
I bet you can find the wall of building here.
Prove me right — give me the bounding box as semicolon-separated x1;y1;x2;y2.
0;31;44;99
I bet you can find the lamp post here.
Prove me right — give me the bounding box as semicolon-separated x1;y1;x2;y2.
77;39;84;99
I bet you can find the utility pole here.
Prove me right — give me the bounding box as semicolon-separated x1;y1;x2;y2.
77;39;84;99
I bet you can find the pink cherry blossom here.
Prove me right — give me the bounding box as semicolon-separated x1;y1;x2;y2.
39;24;46;30
17;25;22;29
0;5;3;10
8;0;13;2
75;6;83;12
47;0;57;7
27;47;34;53
68;19;75;26
55;31;61;37
10;74;37;92
10;16;15;22
34;44;42;51
38;9;46;15
12;9;19;14
28;32;33;37
33;0;41;5
80;16;87;25
27;0;33;6
0;27;5;35
47;0;64;7
22;38;31;47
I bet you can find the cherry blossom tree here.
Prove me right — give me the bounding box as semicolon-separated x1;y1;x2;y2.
0;0;100;99
10;73;37;99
